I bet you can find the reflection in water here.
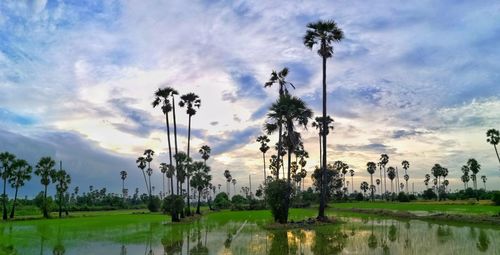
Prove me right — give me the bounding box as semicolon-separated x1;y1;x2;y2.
476;230;490;252
52;244;65;255
368;222;377;249
269;231;289;255
436;225;452;243
120;244;127;255
311;229;347;255
388;224;397;242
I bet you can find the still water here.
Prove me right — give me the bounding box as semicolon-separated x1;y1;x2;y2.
0;212;498;255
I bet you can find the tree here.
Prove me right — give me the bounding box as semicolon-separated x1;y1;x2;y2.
379;154;389;199
35;157;56;218
461;165;470;189
424;174;431;189
170;88;180;195
256;135;270;183
264;67;295;178
311;116;334;169
311;164;343;201
402;160;410;193
304;20;344;220
190;161;211;214
0;152;16;220
153;87;176;198
136;156;149;196
375;179;381;197
179;92;201;216
174;152;191;200
120;170;127;198
143;149;155;197
8;159;32;218
387;167;396;195
53;169;71;218
486;129;500;165
349;169;355;194
199;145;211;165
481;175;487;190
461;174;470;190
232;179;237;195
360;181;369;199
366;162;376;201
223;170;232;196
467;158;481;191
159;163;168;197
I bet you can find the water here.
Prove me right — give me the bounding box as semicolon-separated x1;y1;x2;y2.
1;212;499;255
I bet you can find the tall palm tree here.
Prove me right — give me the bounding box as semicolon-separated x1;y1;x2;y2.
153;87;176;198
461;174;469;190
223;170;232;196
402;160;410;193
190;161;211;214
179;92;201;216
159;163;168;197
264;67;295;178
165;164;175;195
486;129;500;164
231;179;237;195
199;145;211;165
431;164;444;200
174;152;191;198
366;162;376;201
256;135;270;183
360;181;369;198
311;116;334;169
35;157;56;218
387;167;396;194
481;175;487;190
304;20;344;220
379;154;389;199
53;169;71;218
120;170;127;198
0;152;16;220
461;165;470;189
136;156;149;196
170;88;180;195
349;169;355;194
467;158;480;191
144;149;155;197
8;159;32;219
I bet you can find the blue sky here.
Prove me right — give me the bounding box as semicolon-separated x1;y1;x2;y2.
0;0;499;197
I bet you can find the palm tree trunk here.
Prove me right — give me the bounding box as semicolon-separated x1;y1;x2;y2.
379;166;382;198
172;95;179;196
383;167;387;199
351;175;354;194
318;53;328;220
318;134;322;169
277;124;283;179
494;145;500;164
9;186;18;219
196;190;201;214
186;115;192;216
396;167;400;193
370;174;374;201
43;184;48;218
2;179;7;220
262;153;266;184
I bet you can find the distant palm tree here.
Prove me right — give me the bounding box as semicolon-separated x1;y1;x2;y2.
8;159;32;218
375;178;381;197
481;175;487;190
461;174;469;190
53;169;71;218
311;116;334;168
379;154;389;198
0;152;16;220
120;170;127;197
256;135;270;183
402;160;410;193
467;158;480;191
349;169;355;194
461;165;470;189
223;170;232;195
159;163;168;196
366;162;376;201
199;145;211;165
165;164;175;195
174;152;191;199
424;174;431;190
304;19;344;220
232;179;237;195
144;149;155;197
136;156;149;196
179;92;201;216
387;167;396;194
360;181;369;199
35;157;56;218
153;87;176;197
486;129;500;164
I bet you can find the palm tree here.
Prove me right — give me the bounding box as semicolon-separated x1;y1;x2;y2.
159;163;168;196
153;87;176;198
431;164;445;200
170;88;180;195
264;67;295;178
379;154;389;198
8;159;32;218
387;167;396;195
136;156;149;196
349;169;355;194
190;161;211;214
223;170;232;196
53;169;71;218
174;152;191;198
231;179;237;195
144;149;155;197
199;145;211;165
366;162;376;201
120;170;127;198
402;160;410;193
486;129;500;164
165;163;175;195
424;174;431;190
35;157;56;218
256;135;270;183
481;175;487;190
0;152;16;220
304;20;344;220
467;158;480;191
360;181;369;199
311;116;334;169
461;165;470;189
461;174;469;190
375;178;381;197
179;92;201;216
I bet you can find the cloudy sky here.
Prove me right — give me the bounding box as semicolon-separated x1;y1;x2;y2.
1;0;499;197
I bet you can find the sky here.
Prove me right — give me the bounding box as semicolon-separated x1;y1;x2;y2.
0;0;499;197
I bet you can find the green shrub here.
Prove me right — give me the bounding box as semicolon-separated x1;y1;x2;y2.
397;192;409;202
265;179;289;223
355;193;364;201
147;196;161;212
422;188;437;200
492;192;500;206
231;195;247;211
214;192;230;209
162;195;184;221
408;194;417;201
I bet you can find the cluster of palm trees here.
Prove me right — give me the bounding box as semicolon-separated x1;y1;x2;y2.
363;155;411;200
1;152;71;220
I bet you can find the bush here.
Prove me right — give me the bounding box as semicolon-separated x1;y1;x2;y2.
397;192;409;202
265;179;289;223
162;195;184;222
355;193;364;201
214;192;230;209
408;194;417;201
422;188;437;200
147;196;161;212
231;195;247;211
492;192;500;206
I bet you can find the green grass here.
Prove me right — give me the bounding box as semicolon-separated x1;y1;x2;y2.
329;201;500;215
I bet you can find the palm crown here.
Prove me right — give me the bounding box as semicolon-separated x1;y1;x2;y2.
303;20;344;58
264;67;295;95
179;93;201;116
486;129;499;145
199;145;211;161
366;162;376;175
35;157;56;186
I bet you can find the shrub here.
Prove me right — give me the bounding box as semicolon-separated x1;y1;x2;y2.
265;179;289;223
355;193;364;201
162;195;184;221
214;192;230;209
422;188;437;200
408;194;417;201
397;192;409;202
147;196;161;212
492;192;500;206
231;195;247;211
